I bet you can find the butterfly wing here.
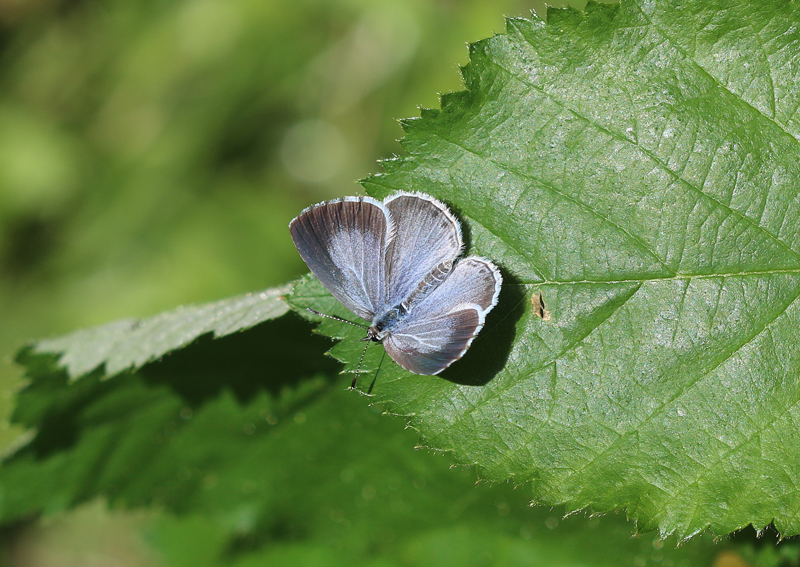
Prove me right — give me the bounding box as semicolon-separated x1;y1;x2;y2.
383;192;463;305
383;256;502;375
290;196;390;321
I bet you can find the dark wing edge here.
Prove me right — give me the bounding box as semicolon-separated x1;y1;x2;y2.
289;196;392;322
383;256;503;375
384;309;484;375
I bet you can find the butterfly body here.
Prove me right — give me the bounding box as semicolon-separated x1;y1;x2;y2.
368;303;408;340
290;192;502;376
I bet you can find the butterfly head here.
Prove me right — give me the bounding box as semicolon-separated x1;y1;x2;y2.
363;325;385;343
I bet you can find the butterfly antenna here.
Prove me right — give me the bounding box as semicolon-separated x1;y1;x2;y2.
352;341;370;390
306;308;367;329
306;308;371;391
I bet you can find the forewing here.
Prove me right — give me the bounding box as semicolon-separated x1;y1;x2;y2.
383;192;463;305
290;196;389;321
383;256;502;375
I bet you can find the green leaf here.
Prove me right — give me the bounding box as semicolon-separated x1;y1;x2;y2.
30;285;291;380
290;0;800;540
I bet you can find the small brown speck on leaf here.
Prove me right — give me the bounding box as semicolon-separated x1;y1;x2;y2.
531;291;551;321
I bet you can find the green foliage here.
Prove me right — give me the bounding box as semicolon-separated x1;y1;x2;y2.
7;313;732;566
301;0;800;541
7;0;800;563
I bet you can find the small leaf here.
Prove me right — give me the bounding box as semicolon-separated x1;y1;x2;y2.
30;285;291;380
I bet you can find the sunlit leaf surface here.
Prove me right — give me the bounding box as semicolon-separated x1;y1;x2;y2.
293;0;800;539
33;286;291;379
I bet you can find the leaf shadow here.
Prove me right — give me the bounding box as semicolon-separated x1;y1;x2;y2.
11;313;342;461
139;312;342;406
438;268;526;386
729;522;800;547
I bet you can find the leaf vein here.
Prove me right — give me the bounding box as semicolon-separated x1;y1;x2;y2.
426;129;675;277
494;30;800;266
567;280;800;518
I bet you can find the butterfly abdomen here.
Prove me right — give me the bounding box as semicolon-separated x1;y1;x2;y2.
400;260;453;312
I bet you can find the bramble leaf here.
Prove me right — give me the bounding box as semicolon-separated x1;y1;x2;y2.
292;0;800;540
10;0;800;545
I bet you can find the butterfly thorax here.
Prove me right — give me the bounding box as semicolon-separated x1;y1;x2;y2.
367;303;409;342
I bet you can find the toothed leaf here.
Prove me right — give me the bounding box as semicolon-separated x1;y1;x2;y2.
291;0;800;540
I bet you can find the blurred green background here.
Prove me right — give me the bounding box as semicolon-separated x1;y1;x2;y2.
0;0;559;442
0;0;575;563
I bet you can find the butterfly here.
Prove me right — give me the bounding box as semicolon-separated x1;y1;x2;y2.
289;191;502;382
